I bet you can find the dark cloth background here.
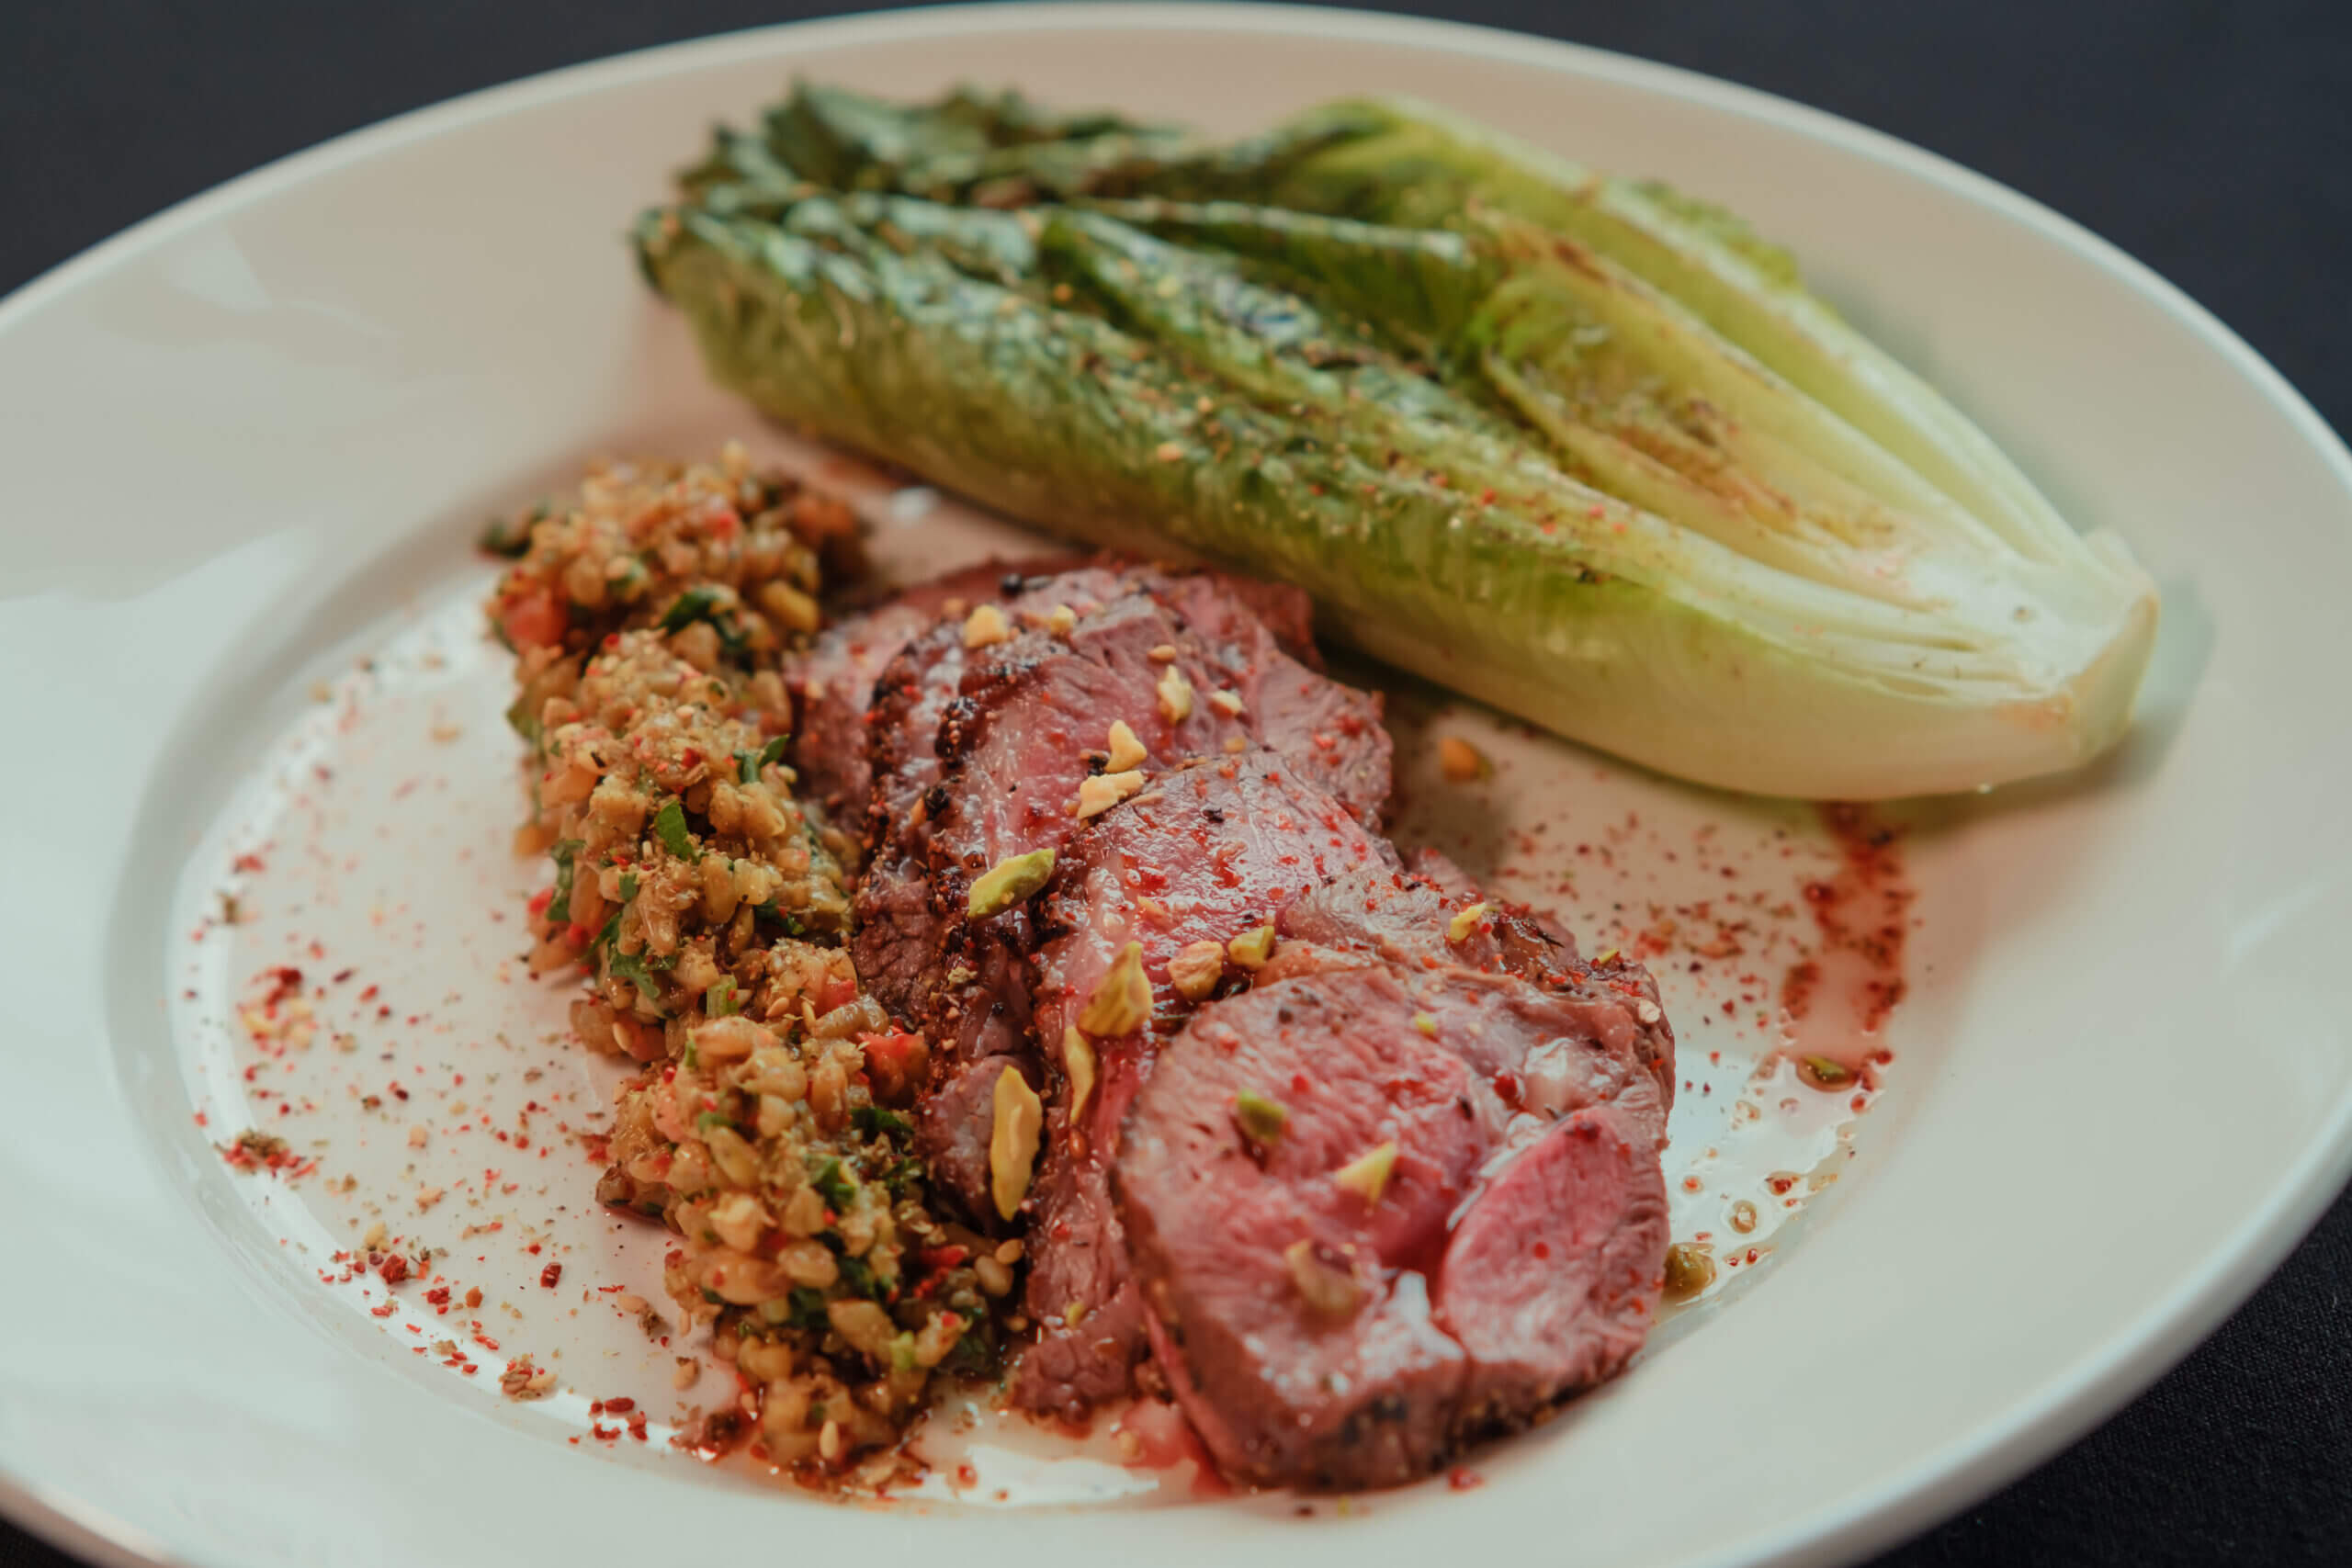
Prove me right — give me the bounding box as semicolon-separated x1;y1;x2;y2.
4;2;2347;1563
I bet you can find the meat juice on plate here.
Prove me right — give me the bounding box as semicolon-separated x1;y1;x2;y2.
168;462;1913;1505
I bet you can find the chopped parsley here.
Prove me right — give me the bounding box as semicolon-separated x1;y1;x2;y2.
657;584;722;633
652;798;700;863
503;689;542;743
606;947;669;1015
478;504;542;558
735;734;791;784
880;1156;927;1198
547;839;584;925
941;1325;994;1377
657;584;751;655
837;1253;893;1302
851;1105;913;1139
808;1156;857;1210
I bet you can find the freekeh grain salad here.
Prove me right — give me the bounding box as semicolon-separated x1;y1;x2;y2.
489;446;1014;1483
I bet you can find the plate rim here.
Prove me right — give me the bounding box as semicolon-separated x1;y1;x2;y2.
6;6;2350;1567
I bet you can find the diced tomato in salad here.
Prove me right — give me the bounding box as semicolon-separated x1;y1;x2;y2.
499;584;567;651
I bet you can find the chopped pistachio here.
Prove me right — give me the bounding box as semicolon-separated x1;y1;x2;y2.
1446;901;1491;943
1074;768;1145;819
1167;938;1227;1002
1156;664;1193;723
1227;923;1276;970
1062;1027;1097;1125
1104;718;1148;773
1332;1141;1399;1206
1078;942;1151;1036
962;602;1011;649
967;847;1056;919
1283;1239;1362;1317
989;1066;1044;1221
1233;1088;1288;1147
1662;1241;1716;1302
1799;1055;1855;1089
1412;1012;1439;1038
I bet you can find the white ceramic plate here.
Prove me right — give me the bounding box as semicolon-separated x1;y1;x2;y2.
4;6;2348;1567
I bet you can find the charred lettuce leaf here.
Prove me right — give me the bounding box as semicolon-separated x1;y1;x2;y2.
632;84;2156;800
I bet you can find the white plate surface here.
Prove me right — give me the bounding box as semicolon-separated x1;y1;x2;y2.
2;6;2348;1568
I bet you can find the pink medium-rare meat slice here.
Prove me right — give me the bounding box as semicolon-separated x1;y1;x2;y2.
1435;1102;1668;1431
1010;755;1397;1414
1200;573;1319;665
910;936;1041;1217
852;558;1325;1019
1276;864;1677;1118
1114;963;1670;1490
1114;967;1497;1489
852;563;1139;1020
845;611;963;1019
906;587;1390;1221
865;563;1144;839
924;582;1390;914
784;558;1046;815
1402;845;1482;903
855;565;1390;1028
1030;756;1400;1059
1140;1258;1465;1493
849;564;1387;1228
1147;571;1388;818
857;567;1147;1220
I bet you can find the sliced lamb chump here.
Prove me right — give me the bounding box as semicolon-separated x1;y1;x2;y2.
1141;573;1390;820
1198;573;1320;665
783;558;1042;818
922;582;1391;919
899;581;1390;1228
1432;1099;1668;1435
852;564;1386;1032
1277;863;1677;1119
1012;755;1396;1416
850;562;1138;1021
853;564;1146;1218
1114;962;1669;1491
